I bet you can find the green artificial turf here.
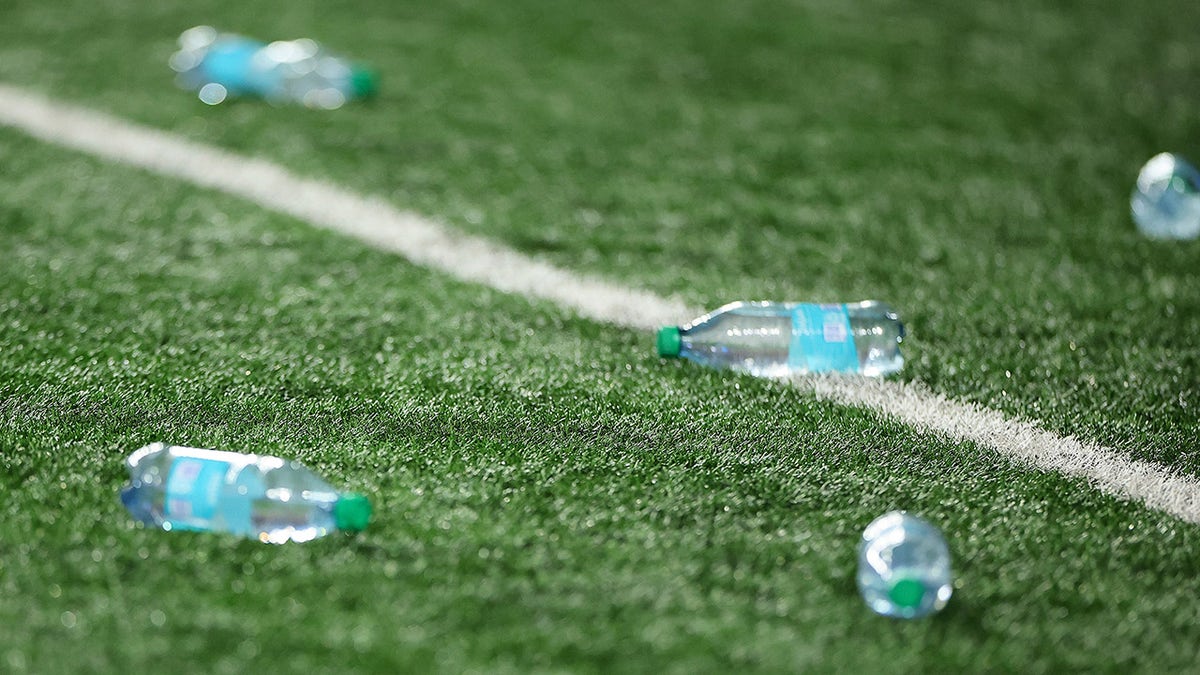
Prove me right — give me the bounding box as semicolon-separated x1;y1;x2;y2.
2;0;1195;471
5;128;1200;673
1;0;1199;671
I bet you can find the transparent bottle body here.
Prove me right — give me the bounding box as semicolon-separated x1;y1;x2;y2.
121;443;342;544
1131;152;1200;240
251;40;361;110
857;512;953;619
676;300;905;377
169;26;365;109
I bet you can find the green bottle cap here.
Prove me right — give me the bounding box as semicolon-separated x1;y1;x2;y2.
334;493;372;532
350;66;379;99
656;327;682;357
888;577;926;609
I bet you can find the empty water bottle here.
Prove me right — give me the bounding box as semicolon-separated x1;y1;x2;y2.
857;512;952;619
1131;152;1200;240
121;442;371;543
656;301;905;377
169;25;378;109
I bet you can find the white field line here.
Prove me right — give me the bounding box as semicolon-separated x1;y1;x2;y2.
2;82;1198;525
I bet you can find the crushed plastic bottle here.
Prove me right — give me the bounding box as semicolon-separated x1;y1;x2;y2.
169;25;378;109
121;442;371;543
1131;152;1200;240
857;511;953;619
656;301;905;377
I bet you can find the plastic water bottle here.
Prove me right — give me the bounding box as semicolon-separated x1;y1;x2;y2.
169;26;378;109
857;512;953;619
1131;152;1200;240
656;300;905;377
120;442;372;543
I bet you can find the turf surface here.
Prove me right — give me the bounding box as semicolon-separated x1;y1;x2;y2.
3;0;1197;468
1;0;1199;671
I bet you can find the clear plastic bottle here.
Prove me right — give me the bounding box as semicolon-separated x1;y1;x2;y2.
656;300;905;377
120;443;371;543
857;511;953;619
169;25;378;109
1131;152;1200;240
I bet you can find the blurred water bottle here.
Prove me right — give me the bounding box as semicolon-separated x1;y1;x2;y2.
169;25;378;109
121;442;371;543
1131;152;1200;240
656;301;904;377
857;512;953;619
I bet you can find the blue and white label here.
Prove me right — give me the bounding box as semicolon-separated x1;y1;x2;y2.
789;303;859;373
164;457;231;525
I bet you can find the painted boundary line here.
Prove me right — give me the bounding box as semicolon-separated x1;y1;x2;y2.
2;82;1197;524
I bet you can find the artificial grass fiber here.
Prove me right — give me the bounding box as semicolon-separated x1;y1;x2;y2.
1;0;1199;671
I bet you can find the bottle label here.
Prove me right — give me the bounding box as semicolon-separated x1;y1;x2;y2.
789;304;858;373
164;457;231;525
203;41;265;93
